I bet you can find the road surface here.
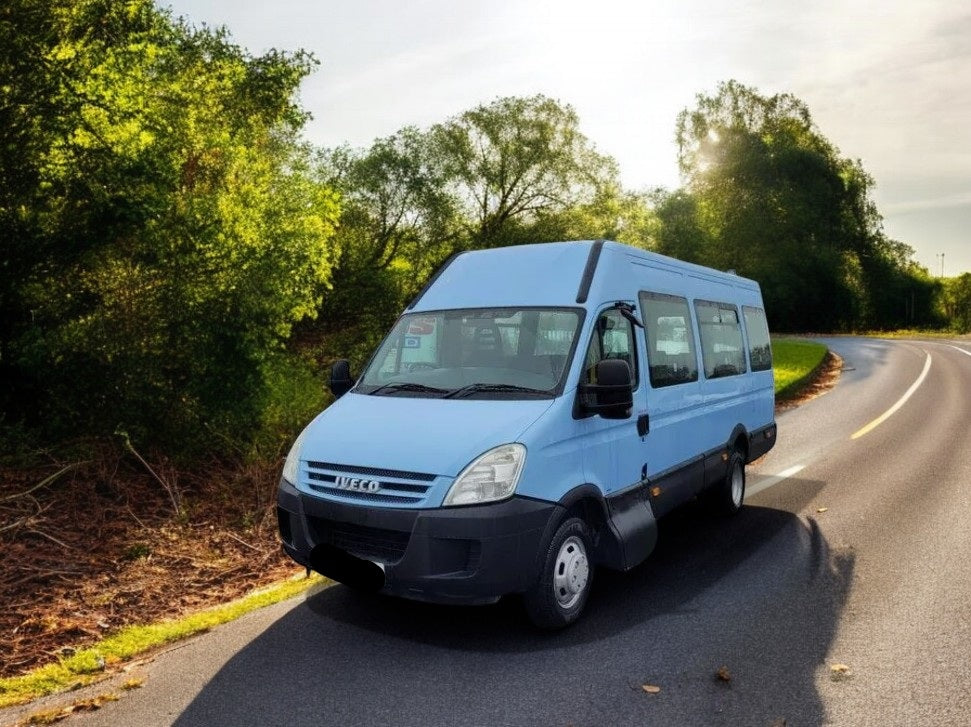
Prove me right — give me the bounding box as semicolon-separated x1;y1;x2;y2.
5;337;970;727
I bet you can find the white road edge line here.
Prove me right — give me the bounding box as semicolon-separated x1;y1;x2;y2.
949;344;971;358
747;464;806;497
851;350;932;440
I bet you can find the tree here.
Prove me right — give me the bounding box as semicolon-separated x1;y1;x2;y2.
431;95;620;249
648;189;710;264
673;80;921;331
942;273;971;332
0;0;339;454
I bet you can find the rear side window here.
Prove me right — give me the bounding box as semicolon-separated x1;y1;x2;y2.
742;306;772;371
638;292;699;387
695;300;747;378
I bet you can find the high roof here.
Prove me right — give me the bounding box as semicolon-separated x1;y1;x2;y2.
409;240;759;312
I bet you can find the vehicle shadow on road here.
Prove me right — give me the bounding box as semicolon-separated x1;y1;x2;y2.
175;479;854;726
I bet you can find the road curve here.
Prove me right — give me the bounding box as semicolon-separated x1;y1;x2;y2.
5;337;970;727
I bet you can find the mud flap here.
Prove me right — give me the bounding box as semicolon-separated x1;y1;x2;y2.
605;487;658;571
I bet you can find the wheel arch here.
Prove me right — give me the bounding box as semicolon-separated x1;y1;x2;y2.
728;423;749;460
555;484;642;571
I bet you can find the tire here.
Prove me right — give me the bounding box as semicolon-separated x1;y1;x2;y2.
709;450;746;515
524;517;594;629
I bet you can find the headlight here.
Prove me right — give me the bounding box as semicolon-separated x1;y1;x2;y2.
443;443;526;506
282;426;309;485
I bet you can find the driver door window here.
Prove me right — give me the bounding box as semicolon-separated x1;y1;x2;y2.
583;309;638;385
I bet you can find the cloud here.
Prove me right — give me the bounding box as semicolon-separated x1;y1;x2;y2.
882;190;971;215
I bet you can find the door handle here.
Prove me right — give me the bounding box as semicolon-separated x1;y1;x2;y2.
637;414;650;437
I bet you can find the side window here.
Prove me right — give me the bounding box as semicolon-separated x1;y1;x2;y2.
743;306;772;371
695;301;747;379
583;308;638;386
638;291;699;387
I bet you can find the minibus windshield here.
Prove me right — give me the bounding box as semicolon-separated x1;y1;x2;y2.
356;308;582;398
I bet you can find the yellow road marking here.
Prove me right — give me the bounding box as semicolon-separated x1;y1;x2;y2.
851;351;932;440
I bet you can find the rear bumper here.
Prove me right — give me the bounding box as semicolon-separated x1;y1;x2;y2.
277;479;560;605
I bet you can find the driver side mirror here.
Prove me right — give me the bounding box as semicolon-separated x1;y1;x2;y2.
329;359;355;399
579;359;633;419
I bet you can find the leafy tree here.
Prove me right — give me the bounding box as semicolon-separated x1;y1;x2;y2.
942;273;971;332
431;95;620;249
305;129;459;368
672;80;935;331
648;189;711;264
0;0;338;455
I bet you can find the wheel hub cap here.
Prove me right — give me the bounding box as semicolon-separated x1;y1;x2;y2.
553;536;589;609
731;463;744;506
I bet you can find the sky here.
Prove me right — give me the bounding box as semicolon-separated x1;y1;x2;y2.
163;0;971;276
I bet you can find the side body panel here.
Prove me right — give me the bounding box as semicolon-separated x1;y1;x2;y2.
575;245;775;561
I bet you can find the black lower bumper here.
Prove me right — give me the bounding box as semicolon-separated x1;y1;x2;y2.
277;479;561;605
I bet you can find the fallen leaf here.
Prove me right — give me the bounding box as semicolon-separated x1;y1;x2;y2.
816;507;828;513
24;707;69;725
641;684;661;694
122;677;144;690
830;663;852;681
715;666;731;682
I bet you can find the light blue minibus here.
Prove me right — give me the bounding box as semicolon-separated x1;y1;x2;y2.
277;240;776;627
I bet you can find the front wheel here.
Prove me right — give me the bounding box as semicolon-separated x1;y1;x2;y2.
524;517;594;629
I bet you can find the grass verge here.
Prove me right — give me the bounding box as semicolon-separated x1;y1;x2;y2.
852;329;969;339
0;573;325;709
773;338;829;400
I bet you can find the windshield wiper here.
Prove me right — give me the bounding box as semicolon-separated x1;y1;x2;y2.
367;382;448;396
443;383;551;399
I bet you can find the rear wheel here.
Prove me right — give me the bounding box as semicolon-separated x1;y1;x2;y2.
524;517;594;629
709;450;745;515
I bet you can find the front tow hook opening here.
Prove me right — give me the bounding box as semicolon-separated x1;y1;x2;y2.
310;544;386;591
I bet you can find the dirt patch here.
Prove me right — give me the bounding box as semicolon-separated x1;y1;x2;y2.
0;454;299;679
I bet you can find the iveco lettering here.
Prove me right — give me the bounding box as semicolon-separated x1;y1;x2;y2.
277;240;777;627
335;477;381;493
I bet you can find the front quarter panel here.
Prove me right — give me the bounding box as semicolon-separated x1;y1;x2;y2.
514;396;587;503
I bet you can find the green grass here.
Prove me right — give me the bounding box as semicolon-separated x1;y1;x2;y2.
773;338;829;400
0;574;326;709
852;328;967;339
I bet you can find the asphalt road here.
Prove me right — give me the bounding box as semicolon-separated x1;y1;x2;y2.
7;337;971;727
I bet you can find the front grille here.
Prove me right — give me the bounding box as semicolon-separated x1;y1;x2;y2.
303;461;436;506
307;484;423;504
308;517;411;564
306;461;436;482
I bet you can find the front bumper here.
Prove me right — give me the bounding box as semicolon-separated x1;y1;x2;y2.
277;479;560;605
